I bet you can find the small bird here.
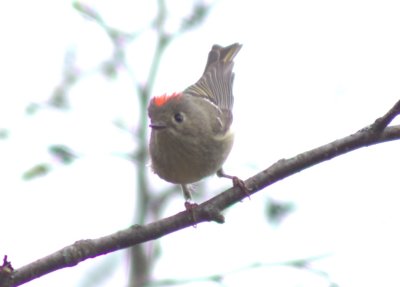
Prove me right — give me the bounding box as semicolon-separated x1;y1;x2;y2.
148;43;243;203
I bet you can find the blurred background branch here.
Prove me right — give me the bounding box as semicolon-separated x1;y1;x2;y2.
19;1;214;287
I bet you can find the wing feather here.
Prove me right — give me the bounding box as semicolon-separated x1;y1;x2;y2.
184;43;242;113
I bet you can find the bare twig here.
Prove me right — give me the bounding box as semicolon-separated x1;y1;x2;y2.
2;100;400;287
369;99;400;132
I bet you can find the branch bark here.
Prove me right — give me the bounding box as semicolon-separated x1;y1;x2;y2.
2;99;400;287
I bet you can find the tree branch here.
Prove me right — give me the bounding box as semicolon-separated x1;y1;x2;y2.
2;100;400;287
369;99;400;132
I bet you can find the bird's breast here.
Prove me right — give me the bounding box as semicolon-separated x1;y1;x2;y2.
149;129;234;184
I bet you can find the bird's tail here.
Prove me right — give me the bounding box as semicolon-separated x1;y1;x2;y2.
184;43;242;112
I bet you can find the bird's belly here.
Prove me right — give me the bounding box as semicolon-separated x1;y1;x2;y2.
150;132;234;184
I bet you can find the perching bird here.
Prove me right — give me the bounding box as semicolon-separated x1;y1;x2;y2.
148;43;243;202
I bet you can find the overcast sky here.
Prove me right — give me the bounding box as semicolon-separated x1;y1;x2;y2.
1;1;400;287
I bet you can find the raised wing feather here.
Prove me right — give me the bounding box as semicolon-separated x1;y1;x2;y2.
184;43;242;113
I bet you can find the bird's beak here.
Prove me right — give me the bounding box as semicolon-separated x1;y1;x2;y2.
149;122;167;130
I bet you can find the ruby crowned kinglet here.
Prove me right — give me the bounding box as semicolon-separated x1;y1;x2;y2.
148;43;242;202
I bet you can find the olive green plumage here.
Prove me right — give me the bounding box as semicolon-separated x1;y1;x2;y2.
148;43;242;200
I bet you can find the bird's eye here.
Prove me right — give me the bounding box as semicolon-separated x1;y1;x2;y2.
173;112;184;123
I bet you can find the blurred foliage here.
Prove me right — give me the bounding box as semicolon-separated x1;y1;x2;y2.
49;50;78;110
73;2;102;22
22;163;50;180
49;86;69;109
0;129;9;139
180;2;210;31
48;145;77;164
265;198;295;225
26;103;40;115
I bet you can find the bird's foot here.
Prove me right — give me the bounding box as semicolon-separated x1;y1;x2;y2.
217;169;250;199
184;201;199;226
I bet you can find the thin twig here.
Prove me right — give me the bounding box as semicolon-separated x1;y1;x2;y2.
370;99;400;132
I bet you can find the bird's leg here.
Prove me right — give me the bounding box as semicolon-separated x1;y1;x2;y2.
217;168;250;197
182;184;197;210
181;184;193;202
181;184;198;224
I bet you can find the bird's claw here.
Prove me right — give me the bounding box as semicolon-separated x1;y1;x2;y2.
184;201;199;226
232;176;251;199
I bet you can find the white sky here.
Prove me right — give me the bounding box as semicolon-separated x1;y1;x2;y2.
1;1;400;287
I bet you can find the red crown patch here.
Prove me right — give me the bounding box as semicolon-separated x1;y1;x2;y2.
152;92;181;107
